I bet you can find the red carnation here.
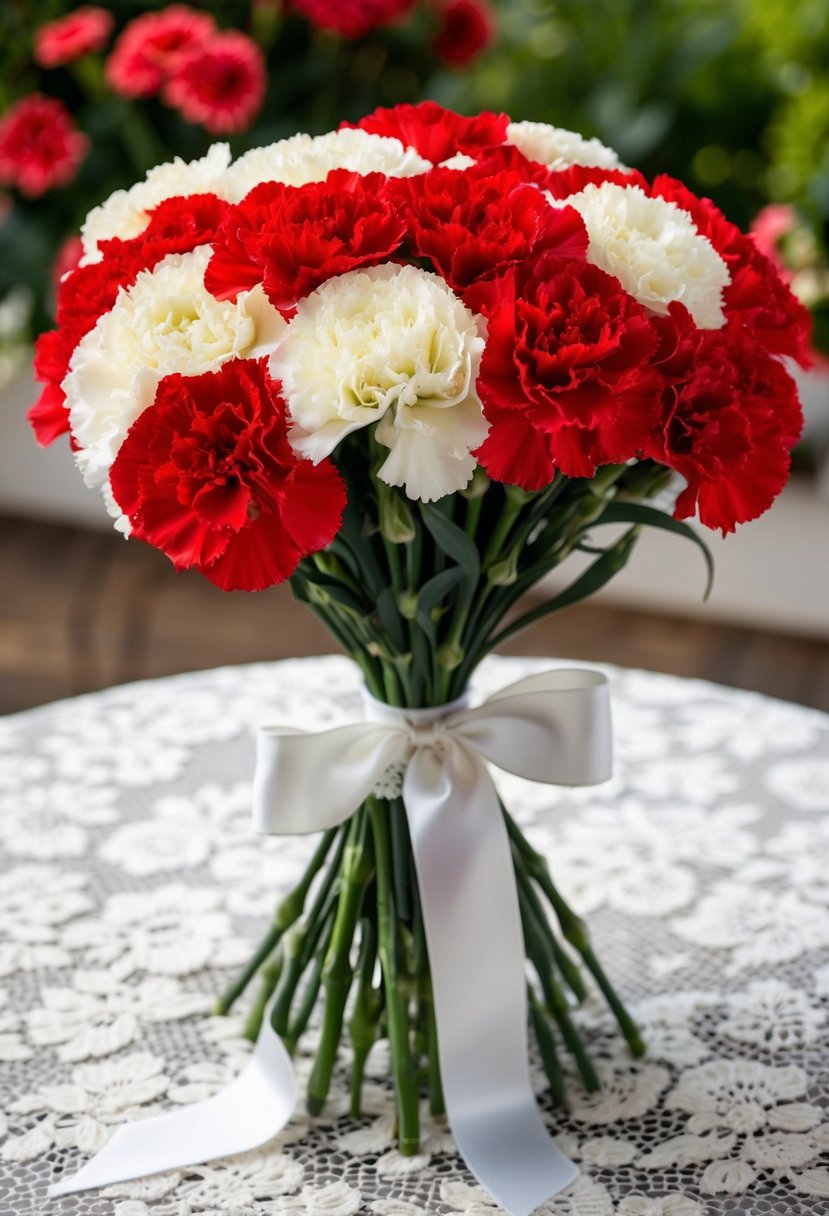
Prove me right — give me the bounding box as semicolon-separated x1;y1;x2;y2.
106;5;216;98
390;166;587;294
205;171;406;312
164;32;266;134
29;330;78;447
545;164;649;199
30;193;228;447
109;358;347;591
348;100;508;164
646;314;802;534
0;95;88;198
34;7;114;67
475;256;661;486
433;0;493;68
651;175;812;367
292;0;414;39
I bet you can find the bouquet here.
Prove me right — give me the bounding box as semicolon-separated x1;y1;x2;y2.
33;102;808;1209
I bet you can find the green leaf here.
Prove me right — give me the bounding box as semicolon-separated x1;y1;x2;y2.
487;528;640;650
420;503;481;583
420;502;482;632
416;567;464;618
375;587;407;653
596;502;714;600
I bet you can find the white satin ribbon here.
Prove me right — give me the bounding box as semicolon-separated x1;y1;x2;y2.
50;667;612;1214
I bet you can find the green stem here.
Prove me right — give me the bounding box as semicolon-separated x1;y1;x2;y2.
528;985;566;1107
348;915;382;1117
307;810;374;1115
424;980;445;1117
389;799;412;924
513;852;588;1003
284;914;334;1054
518;883;600;1091
505;807;644;1057
244;953;283;1041
213;828;339;1015
368;796;420;1155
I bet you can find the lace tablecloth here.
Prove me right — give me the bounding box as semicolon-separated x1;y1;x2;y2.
1;654;828;1216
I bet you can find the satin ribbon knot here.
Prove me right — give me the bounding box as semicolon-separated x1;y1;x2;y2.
50;666;612;1216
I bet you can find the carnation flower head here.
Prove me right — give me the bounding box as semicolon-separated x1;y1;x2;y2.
34;7;114;68
0;94;88;198
205;171;407;311
433;0;494;67
507;121;621;173
475;256;661;485
80;143;231;260
646;313;802;533
292;0;415;39
390;166;588;292
349;101;509;165
106;5;216;98
561;181;730;329
164;32;266;135
109;357;346;590
651;175;813;366
31;193;229;449
63;246;286;501
271;263;488;501
223;128;430;202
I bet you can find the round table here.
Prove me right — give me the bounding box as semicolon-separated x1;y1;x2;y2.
1;655;828;1216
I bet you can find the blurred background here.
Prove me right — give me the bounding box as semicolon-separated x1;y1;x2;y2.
0;0;827;714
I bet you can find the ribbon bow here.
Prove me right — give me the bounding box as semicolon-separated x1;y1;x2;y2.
51;668;612;1215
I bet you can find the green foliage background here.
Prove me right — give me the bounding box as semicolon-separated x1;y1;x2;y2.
0;0;827;341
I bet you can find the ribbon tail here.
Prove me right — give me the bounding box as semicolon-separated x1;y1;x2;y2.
49;1007;296;1198
403;744;578;1216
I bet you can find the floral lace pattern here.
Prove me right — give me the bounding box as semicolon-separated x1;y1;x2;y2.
0;654;827;1215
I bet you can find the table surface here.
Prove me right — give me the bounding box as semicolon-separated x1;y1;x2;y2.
1;654;828;1216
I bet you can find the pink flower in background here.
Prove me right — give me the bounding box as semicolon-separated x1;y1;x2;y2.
34;6;115;67
750;205;797;280
165;32;266;134
292;0;415;39
0;95;88;198
433;0;493;67
106;5;216;98
52;234;84;290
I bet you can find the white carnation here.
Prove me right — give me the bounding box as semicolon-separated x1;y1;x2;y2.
507;121;622;171
561;182;730;328
64;246;286;494
271;264;487;502
80;143;232;262
223;129;431;201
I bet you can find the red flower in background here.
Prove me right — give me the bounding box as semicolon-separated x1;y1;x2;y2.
34;6;114;67
106;5;216;98
646;314;802;533
110;358;347;591
0;95;88;198
390;166;587;293
164;31;266;134
350;101;508;164
30;193;228;448
475;256;661;485
205;171;406;311
292;0;415;39
433;0;493;68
